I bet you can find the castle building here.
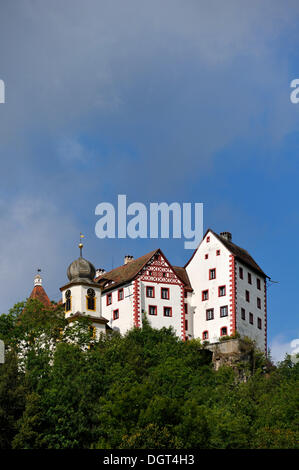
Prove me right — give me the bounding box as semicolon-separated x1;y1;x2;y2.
33;229;268;352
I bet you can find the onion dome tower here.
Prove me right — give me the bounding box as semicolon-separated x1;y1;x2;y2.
59;236;109;337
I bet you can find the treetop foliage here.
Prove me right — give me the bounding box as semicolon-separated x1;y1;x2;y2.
0;299;298;449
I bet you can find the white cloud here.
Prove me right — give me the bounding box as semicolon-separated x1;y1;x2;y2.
270;334;299;363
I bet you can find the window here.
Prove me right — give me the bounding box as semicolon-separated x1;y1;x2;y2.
257;317;262;329
239;267;243;279
118;288;124;301
202;290;209;301
65;289;71;312
220;305;228;317
206;308;214;320
241;308;246;320
184;290;187;298
207;236;210;243
161;287;170;300
209;268;216;280
113;309;119;320
162;272;166;278
106;293;112;306
205;253;209;259
163;307;172;317
246;290;250;302
220;327;228;337
216;249;220;256
218;285;226;297
146;286;155;298
149;305;157;316
202;330;209;340
184;303;188;314
257;297;261;309
248;272;252;284
185;319;188;330
149;271;152;276
249;312;254;325
89;326;96;339
257;278;261;290
86;288;96;311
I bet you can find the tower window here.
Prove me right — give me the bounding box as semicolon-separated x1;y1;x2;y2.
257;317;262;329
239;267;243;279
86;288;96;311
249;313;254;325
118;288;124;301
65;289;71;312
257;278;261;290
257;297;261;309
216;249;220;256
246;290;250;302
106;293;112;305
248;272;252;284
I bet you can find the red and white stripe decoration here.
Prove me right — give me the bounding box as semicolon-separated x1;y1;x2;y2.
229;254;236;335
133;279;140;327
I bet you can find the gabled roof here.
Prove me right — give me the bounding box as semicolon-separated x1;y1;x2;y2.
95;249;192;292
95;249;159;292
185;228;267;278
29;285;52;307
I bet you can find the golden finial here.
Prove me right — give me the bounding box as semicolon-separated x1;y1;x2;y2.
79;233;84;257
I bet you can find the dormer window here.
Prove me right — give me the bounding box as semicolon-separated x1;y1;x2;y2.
86;288;96;311
65;289;71;312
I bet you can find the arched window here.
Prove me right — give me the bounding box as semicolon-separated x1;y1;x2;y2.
220;327;228;337
86;288;96;311
65;290;71;312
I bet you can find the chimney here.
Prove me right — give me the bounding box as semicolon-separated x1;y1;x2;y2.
124;255;134;265
96;268;106;277
220;232;232;242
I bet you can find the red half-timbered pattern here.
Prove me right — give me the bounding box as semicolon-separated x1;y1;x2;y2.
138;252;183;286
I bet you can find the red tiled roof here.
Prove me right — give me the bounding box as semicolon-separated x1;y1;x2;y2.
172;266;193;290
95;249;192;292
210;230;267;277
29;285;52;307
185;228;267;278
95;249;159;291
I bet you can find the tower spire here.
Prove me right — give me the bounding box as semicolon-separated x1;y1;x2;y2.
79;233;84;258
34;268;42;286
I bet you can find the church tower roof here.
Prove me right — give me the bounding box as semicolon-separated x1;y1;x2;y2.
29;270;51;307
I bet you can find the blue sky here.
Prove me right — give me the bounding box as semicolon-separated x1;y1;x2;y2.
0;0;299;361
